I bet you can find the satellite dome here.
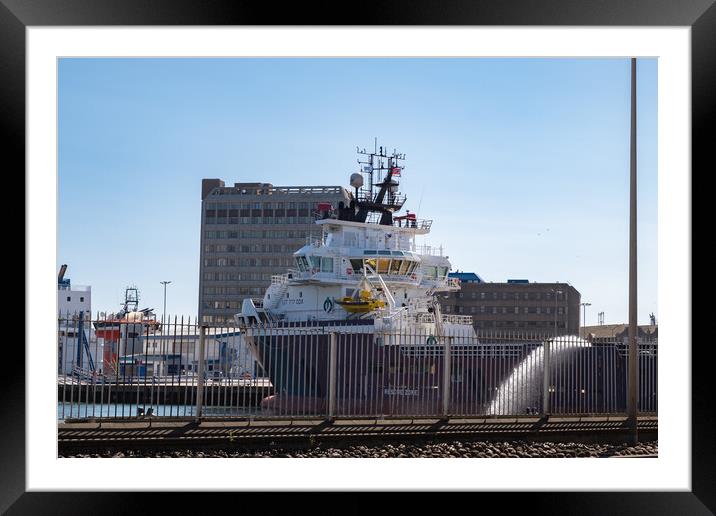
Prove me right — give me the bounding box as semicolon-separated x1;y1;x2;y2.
350;173;364;188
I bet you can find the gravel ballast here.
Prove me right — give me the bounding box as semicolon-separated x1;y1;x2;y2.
60;439;657;458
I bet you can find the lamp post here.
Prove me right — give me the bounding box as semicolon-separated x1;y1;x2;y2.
551;288;563;338
160;281;171;320
580;302;592;337
627;57;639;444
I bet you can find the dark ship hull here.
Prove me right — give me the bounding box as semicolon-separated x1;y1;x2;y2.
245;326;656;417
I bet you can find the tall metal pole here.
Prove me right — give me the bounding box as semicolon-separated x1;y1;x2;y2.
627;57;639;444
160;281;171;320
552;288;562;338
580;302;591;337
554;290;557;338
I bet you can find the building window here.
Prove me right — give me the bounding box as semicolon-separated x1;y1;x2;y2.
480;293;486;300
67;297;71;302
80;297;84;302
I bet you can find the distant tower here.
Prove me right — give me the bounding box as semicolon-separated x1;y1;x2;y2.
649;312;656;326
598;312;605;325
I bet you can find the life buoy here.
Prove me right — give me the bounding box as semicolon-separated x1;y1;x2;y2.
426;335;437;345
346;267;353;275
410;273;416;281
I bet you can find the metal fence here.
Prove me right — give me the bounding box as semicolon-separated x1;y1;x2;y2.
57;314;657;421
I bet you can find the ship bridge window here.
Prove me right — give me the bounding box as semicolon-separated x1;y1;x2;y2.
389;259;401;274
391;251;404;256
364;250;377;255
350;259;363;273
378;250;391;256
294;256;309;272
398;260;411;275
376;258;390;274
424;266;438;279
438;266;449;279
317;256;334;273
308;256;321;270
344;232;358;247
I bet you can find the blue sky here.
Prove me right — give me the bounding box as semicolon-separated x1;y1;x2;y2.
58;58;657;325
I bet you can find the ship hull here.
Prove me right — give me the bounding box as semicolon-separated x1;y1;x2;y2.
245;327;657;417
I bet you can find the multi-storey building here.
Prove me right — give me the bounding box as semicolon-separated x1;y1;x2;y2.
441;276;581;334
199;180;351;324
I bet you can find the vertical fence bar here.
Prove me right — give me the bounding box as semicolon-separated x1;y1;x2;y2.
195;325;206;419
327;332;337;421
442;330;451;418
542;339;551;416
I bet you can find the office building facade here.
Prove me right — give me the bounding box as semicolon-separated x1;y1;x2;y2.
199;179;351;324
441;277;581;334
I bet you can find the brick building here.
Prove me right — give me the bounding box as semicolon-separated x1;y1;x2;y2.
440;276;581;335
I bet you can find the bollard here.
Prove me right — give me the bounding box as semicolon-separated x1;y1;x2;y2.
327;332;337;421
195;325;206;420
442;336;451;418
542;340;551;416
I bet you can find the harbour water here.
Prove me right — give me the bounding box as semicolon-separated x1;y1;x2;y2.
58;402;259;421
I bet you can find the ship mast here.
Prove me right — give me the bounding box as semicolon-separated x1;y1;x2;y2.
346;141;406;225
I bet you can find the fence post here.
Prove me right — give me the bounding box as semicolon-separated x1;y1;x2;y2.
195;324;206;420
442;336;451;419
327;332;337;421
542;340;551;416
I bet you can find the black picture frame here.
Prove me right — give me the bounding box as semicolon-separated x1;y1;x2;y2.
5;0;709;513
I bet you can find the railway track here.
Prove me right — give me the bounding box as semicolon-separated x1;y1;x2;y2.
58;415;657;454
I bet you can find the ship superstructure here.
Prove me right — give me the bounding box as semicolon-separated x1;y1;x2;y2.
236;143;470;337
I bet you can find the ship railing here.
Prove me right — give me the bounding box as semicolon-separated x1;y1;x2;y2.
393;218;433;230
271;271;299;285
379;306;409;322
415;244;444;256
58;284;91;292
443;314;473;325
448;277;461;289
415;313;436;324
414;313;473;325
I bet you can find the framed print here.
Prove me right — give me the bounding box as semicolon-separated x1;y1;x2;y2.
5;0;711;512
